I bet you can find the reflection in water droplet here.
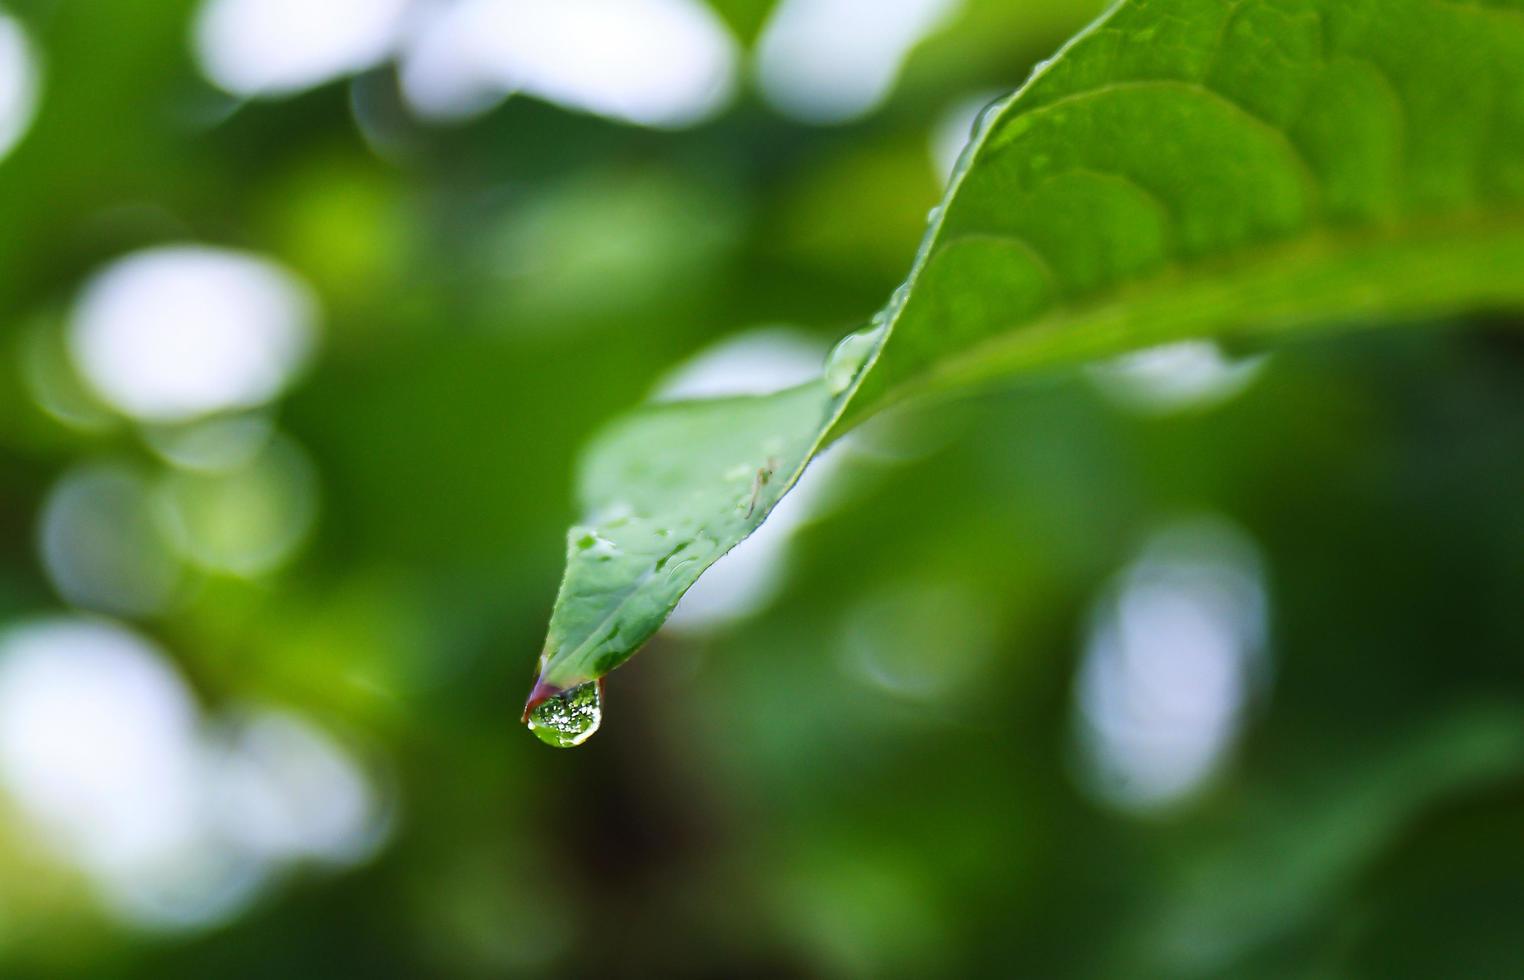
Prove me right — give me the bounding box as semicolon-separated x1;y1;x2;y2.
525;681;603;749
824;325;884;396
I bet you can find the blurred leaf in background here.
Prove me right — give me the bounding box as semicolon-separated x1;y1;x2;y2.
0;1;1520;978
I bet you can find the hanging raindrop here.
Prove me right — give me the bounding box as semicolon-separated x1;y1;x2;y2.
525;680;604;748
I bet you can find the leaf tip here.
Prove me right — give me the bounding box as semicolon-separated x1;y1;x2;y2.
521;675;563;723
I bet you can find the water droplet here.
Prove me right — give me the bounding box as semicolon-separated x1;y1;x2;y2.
926;204;942;224
571;526;620;560
824;325;883;395
970;92;1011;141
525;680;603;748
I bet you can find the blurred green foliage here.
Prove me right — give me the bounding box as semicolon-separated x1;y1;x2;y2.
0;1;1520;978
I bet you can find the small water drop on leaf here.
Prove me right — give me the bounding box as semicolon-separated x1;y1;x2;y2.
525;680;604;748
824;325;884;396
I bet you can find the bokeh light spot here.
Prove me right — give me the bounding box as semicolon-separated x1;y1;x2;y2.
68;246;318;424
654;327;828;402
756;0;960;124
210;708;385;866
0;618;260;930
0;12;40;164
0;618;388;933
194;0;412;98
484;169;741;326
1073;517;1270;812
144;414;276;474
39;462;184;617
1088;340;1268;415
156;432;319;578
838;581;996;701
21;320;117;433
400;0;738;127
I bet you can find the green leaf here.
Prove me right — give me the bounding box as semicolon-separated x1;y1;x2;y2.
526;0;1524;714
